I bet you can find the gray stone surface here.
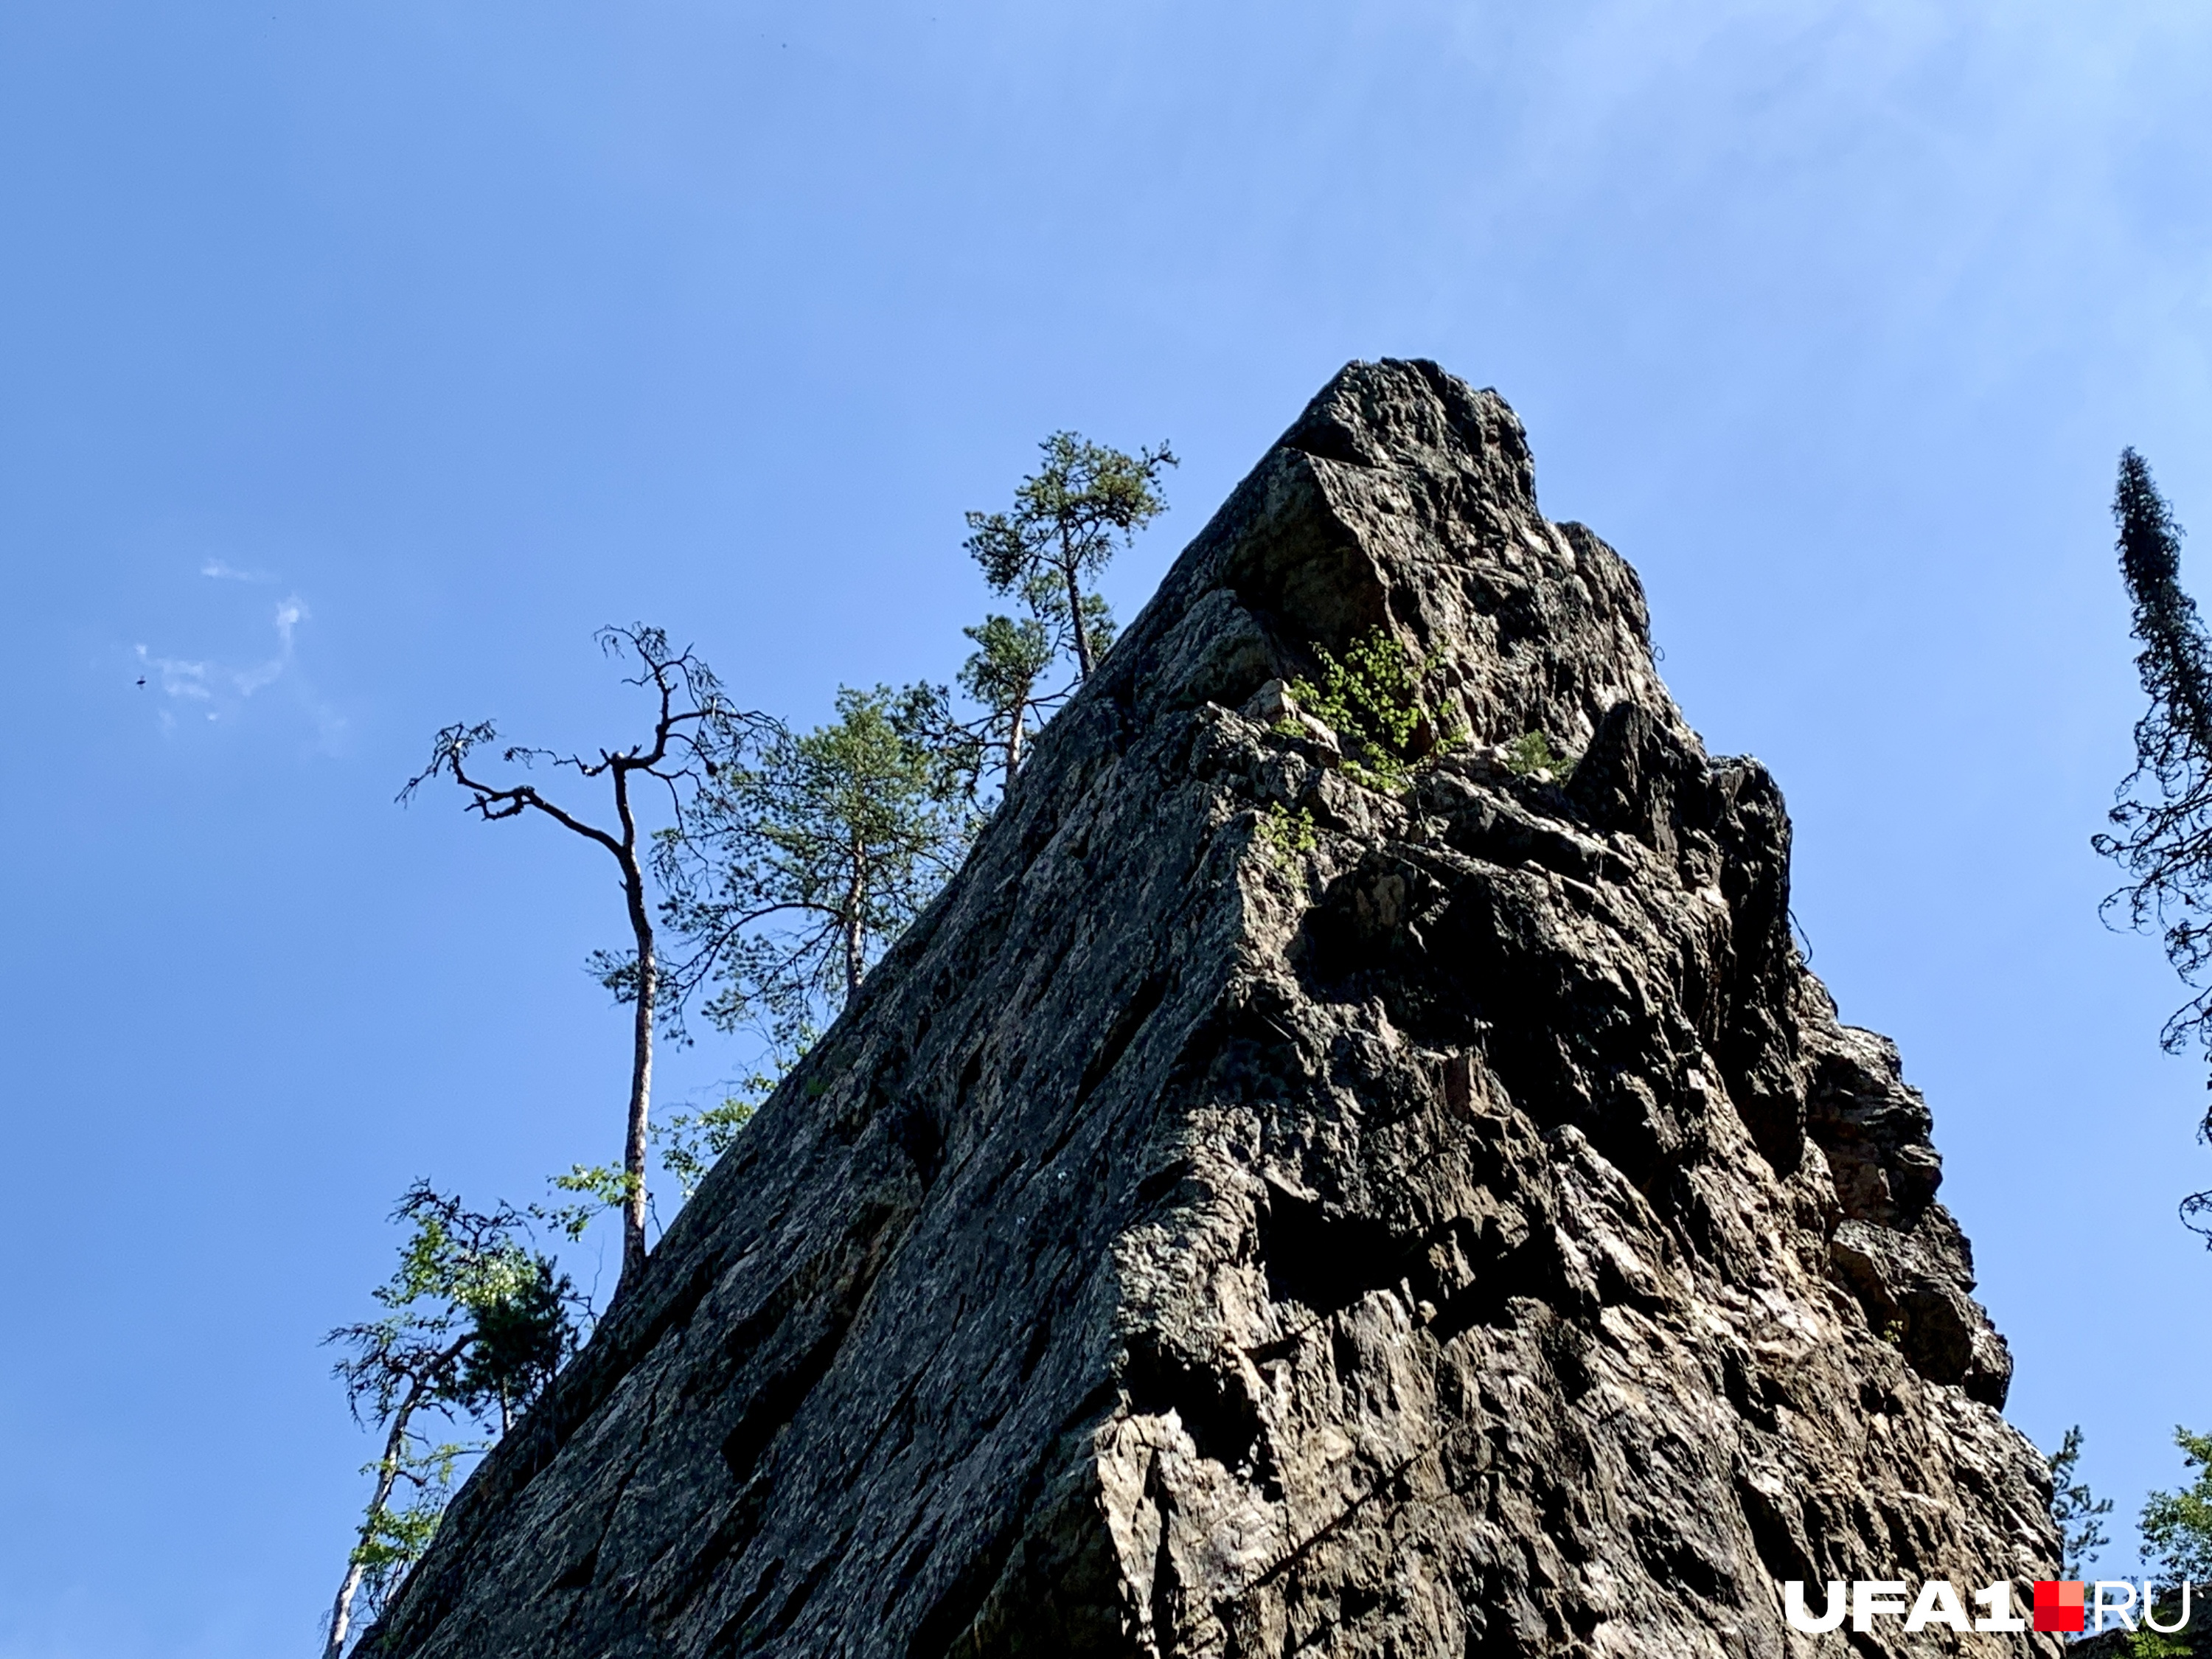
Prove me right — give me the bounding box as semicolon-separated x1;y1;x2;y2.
363;359;2061;1658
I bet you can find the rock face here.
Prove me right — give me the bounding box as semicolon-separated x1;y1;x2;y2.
364;361;2059;1658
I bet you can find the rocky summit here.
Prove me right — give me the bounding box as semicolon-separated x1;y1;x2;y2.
364;360;2059;1658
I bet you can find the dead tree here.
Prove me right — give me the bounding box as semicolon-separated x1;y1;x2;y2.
401;625;754;1291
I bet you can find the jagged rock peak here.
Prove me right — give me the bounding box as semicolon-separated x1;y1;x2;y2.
365;359;2058;1658
1091;357;1668;765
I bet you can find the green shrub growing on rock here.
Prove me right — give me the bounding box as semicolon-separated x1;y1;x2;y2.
1282;627;1461;791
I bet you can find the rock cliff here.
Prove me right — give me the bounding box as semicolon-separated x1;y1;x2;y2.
363;359;2059;1658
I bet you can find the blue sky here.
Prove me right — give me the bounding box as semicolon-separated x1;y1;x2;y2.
3;1;2210;1650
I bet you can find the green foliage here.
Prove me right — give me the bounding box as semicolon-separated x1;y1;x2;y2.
1504;729;1574;779
347;1447;464;1621
339;1185;582;1425
654;1097;757;1200
964;432;1176;589
1290;630;1420;757
653;1054;797;1201
554;1071;775;1222
1012;568;1119;680
960;612;1054;717
457;1267;573;1419
327;1186;585;1641
541;1164;641;1242
1284;627;1461;793
959;611;1057;785
657;684;975;1051
1256;802;1319;869
2127;1628;2195;1658
964;432;1175;680
2048;1425;2113;1580
353;1486;445;1571
2143;1426;2212;1586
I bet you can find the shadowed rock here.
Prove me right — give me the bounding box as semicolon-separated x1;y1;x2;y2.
362;359;2059;1658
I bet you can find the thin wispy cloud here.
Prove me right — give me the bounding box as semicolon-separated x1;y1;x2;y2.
136;650;213;707
135;591;344;748
200;558;274;582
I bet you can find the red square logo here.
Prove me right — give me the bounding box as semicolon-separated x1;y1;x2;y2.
2033;1581;2086;1633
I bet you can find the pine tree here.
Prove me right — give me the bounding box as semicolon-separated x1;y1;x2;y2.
2143;1427;2212;1586
2093;451;2212;1239
2048;1425;2113;1580
959;612;1055;782
963;433;1175;682
656;684;973;1048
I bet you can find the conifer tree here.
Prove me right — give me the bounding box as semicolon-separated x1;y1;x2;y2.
656;684;973;1048
963;432;1176;682
2143;1427;2212;1587
2094;451;2212;1237
959;611;1054;782
2046;1425;2112;1580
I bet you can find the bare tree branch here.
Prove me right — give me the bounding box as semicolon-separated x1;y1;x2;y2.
399;625;771;1293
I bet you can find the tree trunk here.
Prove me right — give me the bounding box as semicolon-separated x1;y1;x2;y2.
608;759;656;1296
621;866;655;1294
324;1397;416;1659
325;1558;369;1659
1004;695;1026;780
843;846;867;1001
1061;560;1092;681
